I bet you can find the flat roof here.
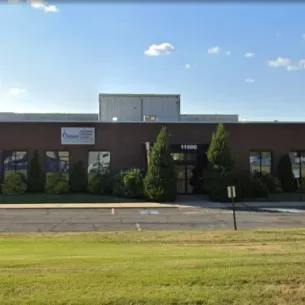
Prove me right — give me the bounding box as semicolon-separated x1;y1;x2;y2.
0;120;304;124
99;93;180;97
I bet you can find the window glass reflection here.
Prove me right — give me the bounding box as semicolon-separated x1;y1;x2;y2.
88;151;110;175
45;151;70;180
171;153;184;162
3;151;28;179
250;151;272;174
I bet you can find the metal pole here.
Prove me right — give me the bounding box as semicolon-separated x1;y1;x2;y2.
231;196;237;230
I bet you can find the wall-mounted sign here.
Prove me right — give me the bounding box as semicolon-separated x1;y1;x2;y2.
180;144;198;150
61;127;95;145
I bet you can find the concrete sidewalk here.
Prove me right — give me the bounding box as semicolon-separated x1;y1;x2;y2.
0;203;192;209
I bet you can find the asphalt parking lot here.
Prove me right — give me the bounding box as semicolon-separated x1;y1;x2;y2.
0;207;305;232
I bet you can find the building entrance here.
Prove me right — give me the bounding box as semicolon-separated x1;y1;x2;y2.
170;144;209;195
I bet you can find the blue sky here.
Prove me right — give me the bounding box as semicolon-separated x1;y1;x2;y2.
1;2;305;121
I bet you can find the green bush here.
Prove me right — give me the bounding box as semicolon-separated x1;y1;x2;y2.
238;170;255;199
70;161;86;192
297;182;305;193
27;150;44;192
144;127;176;202
2;172;27;195
277;154;297;192
253;172;277;193
45;173;69;194
252;177;269;198
114;168;144;198
87;172;115;195
204;169;240;202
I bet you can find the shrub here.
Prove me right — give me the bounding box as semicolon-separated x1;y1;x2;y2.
27;150;44;192
2;172;27;195
238;170;255;199
204;169;240;202
87;172;115;195
253;172;277;193
252;177;269;197
277;154;297;192
297;182;305;193
45;173;69;194
114;168;144;198
144;127;176;202
70;161;86;192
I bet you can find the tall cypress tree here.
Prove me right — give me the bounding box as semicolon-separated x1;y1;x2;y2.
277;154;296;192
205;124;235;201
144;126;176;202
207;123;234;173
27;150;45;192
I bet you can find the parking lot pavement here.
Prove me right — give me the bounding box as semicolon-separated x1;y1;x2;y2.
0;207;305;232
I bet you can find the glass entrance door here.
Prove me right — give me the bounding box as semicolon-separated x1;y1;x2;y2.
172;152;197;194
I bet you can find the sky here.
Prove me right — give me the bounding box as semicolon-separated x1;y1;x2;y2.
1;2;305;121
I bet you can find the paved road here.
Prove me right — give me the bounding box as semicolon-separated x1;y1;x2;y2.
1;207;305;232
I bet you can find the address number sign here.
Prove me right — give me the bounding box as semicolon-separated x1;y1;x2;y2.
180;144;198;150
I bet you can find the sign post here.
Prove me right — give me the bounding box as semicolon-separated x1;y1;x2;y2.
227;185;237;230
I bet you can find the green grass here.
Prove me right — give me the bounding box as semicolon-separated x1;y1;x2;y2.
0;193;143;204
1;230;305;304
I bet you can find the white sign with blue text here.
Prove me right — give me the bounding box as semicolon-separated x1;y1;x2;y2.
61;127;95;145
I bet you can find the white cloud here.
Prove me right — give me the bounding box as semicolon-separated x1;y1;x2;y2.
244;52;255;58
185;64;190;69
208;46;221;54
245;78;255;83
28;0;59;13
302;33;305;40
225;51;231;56
268;57;291;68
267;57;305;72
286;65;300;72
144;43;174;56
8;88;26;95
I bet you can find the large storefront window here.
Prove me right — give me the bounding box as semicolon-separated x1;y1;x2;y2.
249;151;272;174
88;151;110;175
45;151;70;180
289;152;305;179
3;151;28;179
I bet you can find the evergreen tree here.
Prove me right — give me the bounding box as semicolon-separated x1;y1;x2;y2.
70;161;86;192
207;123;234;173
144;126;176;202
27;150;44;192
205;124;236;201
277;154;296;192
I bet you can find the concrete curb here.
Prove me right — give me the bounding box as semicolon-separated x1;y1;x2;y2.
0;203;194;209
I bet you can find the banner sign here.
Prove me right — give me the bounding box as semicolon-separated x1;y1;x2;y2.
61;127;95;145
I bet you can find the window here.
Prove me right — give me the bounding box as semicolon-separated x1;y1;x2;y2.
143;115;157;122
249;151;272;174
171;153;184;161
289;151;305;179
88;151;110;175
45;151;70;180
3;151;28;178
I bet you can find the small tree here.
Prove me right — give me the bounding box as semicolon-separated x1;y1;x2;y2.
144;126;176;202
205;124;235;201
27;150;44;192
277;154;296;192
70;161;86;192
207;123;234;173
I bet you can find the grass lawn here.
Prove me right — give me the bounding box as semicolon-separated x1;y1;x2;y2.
1;230;305;305
0;193;143;204
246;192;305;202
